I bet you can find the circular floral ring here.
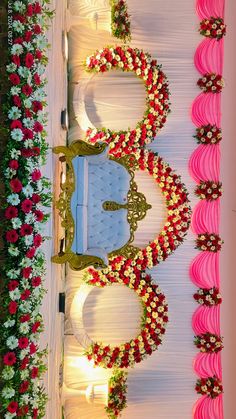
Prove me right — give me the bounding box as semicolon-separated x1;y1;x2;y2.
81;271;168;369
84;148;191;284
85;46;170;158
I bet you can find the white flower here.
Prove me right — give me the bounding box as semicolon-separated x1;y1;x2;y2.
2;386;15;399
21;394;30;404
24;235;34;246
7;194;20;206
4;319;15;328
10;149;21;160
20;370;29;380
19;301;31;313
13;20;24;33
22;184;34;197
11;43;23;56
19;323;30;334
8;246;20;257
25;213;36;224
9;288;21;301
11;218;22;229
35;34;48;50
1;367;15;381
13;1;26;12
5;168;16;179
7;268;20;279
4;412;16;419
23;118;34;128
11;128;24;142
8;106;22;120
24;98;32;109
6;336;18;350
6;63;17;73
18;66;31;79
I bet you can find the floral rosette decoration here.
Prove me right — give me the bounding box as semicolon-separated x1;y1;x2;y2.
0;1;53;417
195;376;223;399
195;181;222;201
84;271;168;368
194;333;223;353
197;73;224;93
105;370;128;418
110;0;131;42
194;125;222;145
193;287;222;306
196;233;223;252
85;46;170;158
199;17;226;40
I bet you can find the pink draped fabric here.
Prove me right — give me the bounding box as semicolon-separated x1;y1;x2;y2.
190;1;225;417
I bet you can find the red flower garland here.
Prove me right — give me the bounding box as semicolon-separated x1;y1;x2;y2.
193;287;222;306
195;376;223;398
197;73;224;93
199;17;226;40
196;233;223;252
195;181;222;201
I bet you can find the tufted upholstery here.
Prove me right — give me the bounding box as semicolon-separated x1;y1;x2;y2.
71;155;130;261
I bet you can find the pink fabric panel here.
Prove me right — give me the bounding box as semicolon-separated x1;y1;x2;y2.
195;39;224;76
191;201;220;234
196;0;225;19
189;144;221;182
193;395;224;419
194;353;222;379
191;93;222;127
190;251;220;288
192;306;220;335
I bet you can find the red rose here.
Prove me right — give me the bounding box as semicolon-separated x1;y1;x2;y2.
22;267;32;279
8;280;19;291
19;380;29;393
27;4;33;16
33;24;42;34
25;52;34;68
18;337;29;349
32;169;42;181
10;120;22;129
32;146;41;156
34;210;44;222
8;301;18;314
35;50;42;60
20;314;30;323
20;356;29;370
24;30;33;42
23;128;34;139
9;73;20;85
14;37;23;44
32;276;41;287
26;247;36;258
13;95;22;107
10;178;22;193
32;193;41;204
31;366;39;378
22;84;33;96
34;73;41;85
21;199;33;213
20;224;33;236
30;342;37;354
33;234;42;247
5;206;18;219
32;321;41;333
9;159;19;170
21;289;31;300
3;351;16;366
17;406;29;416
32;100;43;113
12;55;20;66
6;229;19;243
33;121;43;132
24;108;32;118
7;401;18;413
34;2;42;13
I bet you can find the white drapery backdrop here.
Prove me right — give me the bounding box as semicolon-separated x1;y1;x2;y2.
64;0;200;418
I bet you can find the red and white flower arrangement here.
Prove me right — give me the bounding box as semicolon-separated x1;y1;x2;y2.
84;271;168;368
1;1;53;417
196;233;223;252
194;333;223;353
110;0;131;42
105;370;128;418
197;73;224;93
195;376;223;399
199;17;226;40
193;287;222;306
85;46;170;158
194;125;222;145
195;181;222;201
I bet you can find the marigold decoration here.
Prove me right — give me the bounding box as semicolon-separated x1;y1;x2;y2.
195;181;222;201
110;0;131;42
84;271;168;368
196;233;223;252
193;287;222;306
85;46;170;158
0;0;53;417
194;333;223;353
197;73;224;93
199;17;226;40
195;376;223;399
194;125;222;145
105;370;128;418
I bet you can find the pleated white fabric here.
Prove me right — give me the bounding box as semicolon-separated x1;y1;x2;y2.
64;0;201;418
